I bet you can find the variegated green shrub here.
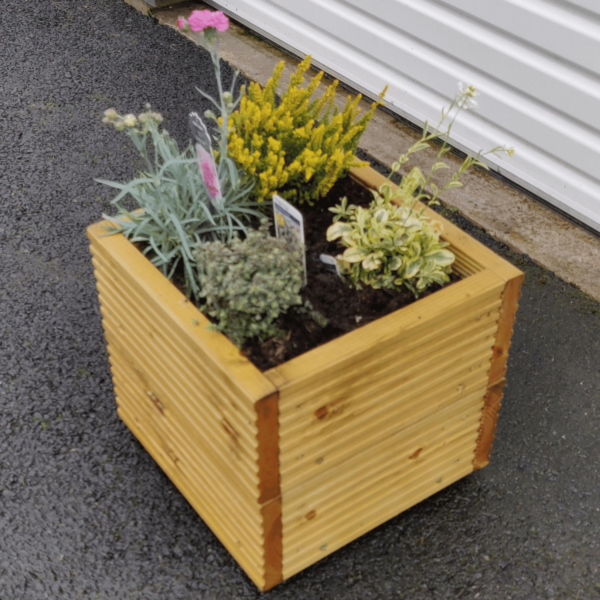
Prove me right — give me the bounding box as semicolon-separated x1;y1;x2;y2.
327;83;515;297
326;186;455;297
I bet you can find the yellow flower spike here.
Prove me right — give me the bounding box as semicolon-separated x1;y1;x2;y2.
267;137;281;152
251;133;262;149
289;55;311;88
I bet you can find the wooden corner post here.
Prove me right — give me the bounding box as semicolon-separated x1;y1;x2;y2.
255;392;283;590
474;273;524;470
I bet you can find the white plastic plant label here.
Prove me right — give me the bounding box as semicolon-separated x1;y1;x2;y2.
272;194;307;286
319;253;342;277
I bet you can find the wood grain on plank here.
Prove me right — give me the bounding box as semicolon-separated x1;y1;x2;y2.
96;279;261;464
281;390;484;532
277;339;495;490
106;336;263;513
276;294;502;423
116;401;267;590
114;373;264;553
283;442;476;578
99;304;262;493
95;276;258;446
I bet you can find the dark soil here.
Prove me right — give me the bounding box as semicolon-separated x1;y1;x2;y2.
242;176;458;371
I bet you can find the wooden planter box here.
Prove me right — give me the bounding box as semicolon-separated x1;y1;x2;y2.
87;165;523;591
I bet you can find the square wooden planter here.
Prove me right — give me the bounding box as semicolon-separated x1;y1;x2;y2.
87;165;523;591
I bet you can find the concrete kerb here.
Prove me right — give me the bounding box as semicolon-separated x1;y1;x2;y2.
127;0;600;303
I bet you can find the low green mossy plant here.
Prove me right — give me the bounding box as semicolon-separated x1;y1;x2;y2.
194;220;306;347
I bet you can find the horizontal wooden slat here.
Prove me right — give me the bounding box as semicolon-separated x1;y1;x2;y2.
282;391;483;534
283;422;480;536
282;432;478;578
279;370;489;492
278;332;495;460
88;224;276;403
107;344;262;517
113;373;264;552
277;294;501;425
99;310;261;496
116;401;266;590
278;301;500;430
94;270;259;455
284;427;480;555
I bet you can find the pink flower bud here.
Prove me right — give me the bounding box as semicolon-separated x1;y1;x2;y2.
187;10;229;33
177;17;190;32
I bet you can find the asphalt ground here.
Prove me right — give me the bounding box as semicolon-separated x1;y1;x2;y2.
1;1;599;598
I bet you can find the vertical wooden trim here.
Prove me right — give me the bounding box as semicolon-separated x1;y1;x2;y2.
260;496;283;591
473;381;505;470
255;392;282;590
474;272;523;470
488;274;524;387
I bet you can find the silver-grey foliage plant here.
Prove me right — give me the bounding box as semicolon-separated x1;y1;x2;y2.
97;31;261;303
195;220;305;347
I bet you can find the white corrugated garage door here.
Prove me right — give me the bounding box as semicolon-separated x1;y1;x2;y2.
207;0;600;232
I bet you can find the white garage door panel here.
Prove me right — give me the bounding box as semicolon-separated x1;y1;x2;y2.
271;0;600;173
208;0;600;231
561;0;600;17
333;0;600;130
435;0;600;77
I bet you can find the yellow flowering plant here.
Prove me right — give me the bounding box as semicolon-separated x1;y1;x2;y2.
226;56;386;204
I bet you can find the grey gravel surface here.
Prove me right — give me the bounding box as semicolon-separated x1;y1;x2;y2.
1;1;600;598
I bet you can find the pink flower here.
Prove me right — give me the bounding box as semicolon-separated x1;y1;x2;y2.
201;160;220;199
187;10;229;33
176;17;188;31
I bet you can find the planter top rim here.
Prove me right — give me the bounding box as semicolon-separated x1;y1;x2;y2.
88;165;523;389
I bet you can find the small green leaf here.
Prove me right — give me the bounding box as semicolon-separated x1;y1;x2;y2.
326;221;352;241
342;246;369;263
362;253;382;271
389;256;402;271
404;258;421;279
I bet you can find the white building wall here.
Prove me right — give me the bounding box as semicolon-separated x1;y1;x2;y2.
208;0;600;232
